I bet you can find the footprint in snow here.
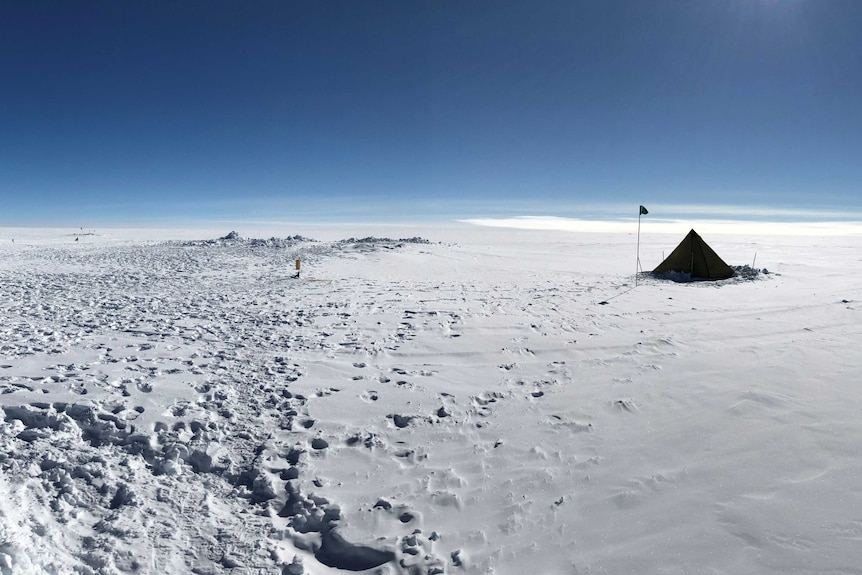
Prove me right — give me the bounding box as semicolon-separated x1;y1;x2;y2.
389;414;414;428
614;399;637;412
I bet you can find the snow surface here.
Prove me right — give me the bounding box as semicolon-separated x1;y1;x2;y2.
1;226;861;575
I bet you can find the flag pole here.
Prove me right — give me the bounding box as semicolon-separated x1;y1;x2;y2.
636;209;641;286
635;205;648;286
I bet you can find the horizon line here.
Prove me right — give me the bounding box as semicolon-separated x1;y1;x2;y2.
3;214;862;237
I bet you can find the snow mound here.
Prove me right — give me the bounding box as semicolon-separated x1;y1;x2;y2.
731;264;770;280
651;265;770;284
182;233;317;248
338;236;432;245
176;234;435;251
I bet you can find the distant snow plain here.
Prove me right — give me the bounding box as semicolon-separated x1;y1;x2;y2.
1;222;860;575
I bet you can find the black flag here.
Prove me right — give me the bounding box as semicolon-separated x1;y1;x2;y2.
639;205;648;215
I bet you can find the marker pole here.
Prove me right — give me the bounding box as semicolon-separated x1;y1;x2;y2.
636;210;642;286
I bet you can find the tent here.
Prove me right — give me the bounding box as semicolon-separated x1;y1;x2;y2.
653;229;735;280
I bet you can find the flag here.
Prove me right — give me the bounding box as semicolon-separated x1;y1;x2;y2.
639;205;648;215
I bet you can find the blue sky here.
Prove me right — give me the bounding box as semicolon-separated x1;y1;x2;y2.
2;0;861;226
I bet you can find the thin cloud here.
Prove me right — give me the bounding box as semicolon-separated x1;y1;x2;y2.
648;204;862;220
461;216;862;236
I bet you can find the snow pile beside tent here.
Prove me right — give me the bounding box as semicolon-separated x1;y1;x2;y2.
731;264;769;280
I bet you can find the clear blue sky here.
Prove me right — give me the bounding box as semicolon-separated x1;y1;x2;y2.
2;0;861;225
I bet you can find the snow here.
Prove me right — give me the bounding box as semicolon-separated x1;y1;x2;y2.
1;225;861;574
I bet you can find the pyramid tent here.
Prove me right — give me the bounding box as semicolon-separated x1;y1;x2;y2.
653;229;735;280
